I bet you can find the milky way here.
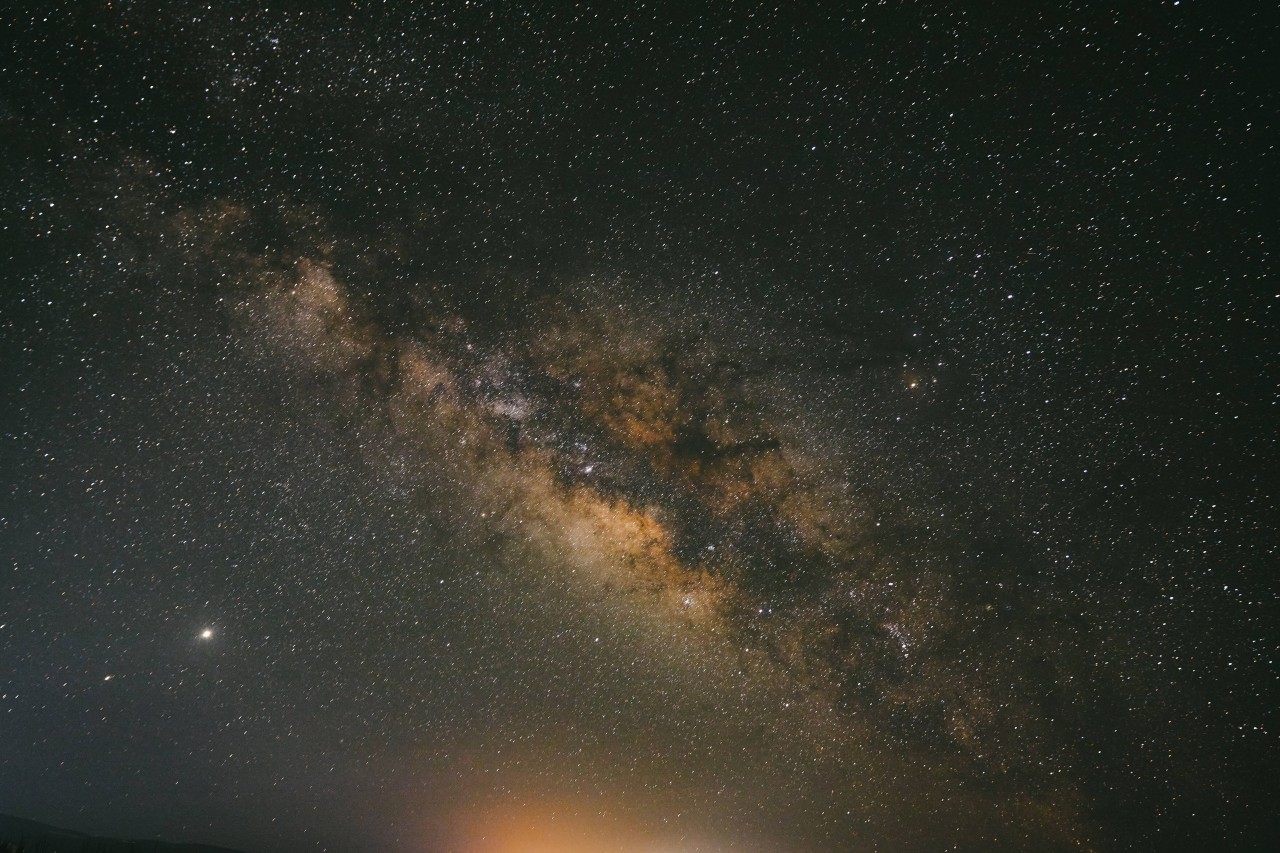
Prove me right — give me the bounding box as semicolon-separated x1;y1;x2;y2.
2;4;1275;853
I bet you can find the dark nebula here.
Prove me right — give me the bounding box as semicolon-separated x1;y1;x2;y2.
1;3;1274;852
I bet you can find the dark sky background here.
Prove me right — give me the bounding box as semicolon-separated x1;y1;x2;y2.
1;2;1275;852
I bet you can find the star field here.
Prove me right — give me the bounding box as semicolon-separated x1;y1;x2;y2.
1;3;1275;852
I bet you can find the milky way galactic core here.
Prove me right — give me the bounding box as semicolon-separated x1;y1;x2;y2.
1;3;1274;853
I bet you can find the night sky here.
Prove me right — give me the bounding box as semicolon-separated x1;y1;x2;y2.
1;2;1275;852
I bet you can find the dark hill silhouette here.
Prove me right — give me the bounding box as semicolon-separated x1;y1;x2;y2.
0;814;245;853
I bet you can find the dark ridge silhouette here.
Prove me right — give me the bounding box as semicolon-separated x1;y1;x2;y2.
0;814;245;853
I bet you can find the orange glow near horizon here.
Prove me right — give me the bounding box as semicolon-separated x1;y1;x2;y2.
444;799;751;853
452;802;648;853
